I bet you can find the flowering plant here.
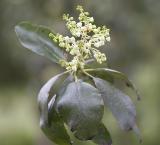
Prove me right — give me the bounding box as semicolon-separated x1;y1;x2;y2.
15;5;141;145
49;5;110;75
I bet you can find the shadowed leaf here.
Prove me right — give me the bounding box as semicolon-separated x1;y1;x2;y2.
55;80;104;140
93;78;141;141
38;72;71;145
86;68;140;100
92;123;112;145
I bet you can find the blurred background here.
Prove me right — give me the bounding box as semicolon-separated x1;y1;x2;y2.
0;0;160;145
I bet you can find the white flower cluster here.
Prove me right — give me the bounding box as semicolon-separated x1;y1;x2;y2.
49;5;111;72
59;56;85;72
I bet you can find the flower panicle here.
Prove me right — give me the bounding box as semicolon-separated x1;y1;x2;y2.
49;5;111;72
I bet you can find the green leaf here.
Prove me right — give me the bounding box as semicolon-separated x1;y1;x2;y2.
92;123;112;145
93;78;141;141
38;72;72;145
55;80;104;140
86;68;140;100
85;60;108;70
58;75;74;97
15;21;66;63
85;68;114;83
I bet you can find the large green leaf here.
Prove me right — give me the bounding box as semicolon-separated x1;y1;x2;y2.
15;21;66;63
38;72;72;145
85;68;140;100
92;123;112;145
93;78;141;141
55;80;104;140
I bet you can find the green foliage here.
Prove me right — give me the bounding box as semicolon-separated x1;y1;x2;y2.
92;123;112;145
15;6;141;145
93;78;141;141
38;72;71;145
85;68;140;100
55;81;104;140
15;22;66;63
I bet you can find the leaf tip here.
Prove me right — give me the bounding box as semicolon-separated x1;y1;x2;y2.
133;125;142;143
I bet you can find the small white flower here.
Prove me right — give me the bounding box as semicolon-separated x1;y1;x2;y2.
94;42;100;48
58;35;63;41
59;42;65;47
71;21;76;25
89;17;94;22
70;17;74;20
76;31;81;37
85;42;91;48
87;23;93;31
72;58;78;64
106;36;111;42
100;36;105;41
93;29;99;33
64;36;70;42
71;37;75;43
72;65;77;72
77;22;82;27
81;26;87;32
99;41;105;46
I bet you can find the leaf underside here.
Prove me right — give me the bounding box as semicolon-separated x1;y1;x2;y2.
93;77;141;141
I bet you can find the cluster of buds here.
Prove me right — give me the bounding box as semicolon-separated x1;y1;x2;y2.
49;5;111;73
59;56;84;72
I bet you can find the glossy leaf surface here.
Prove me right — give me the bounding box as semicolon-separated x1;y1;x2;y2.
55;80;104;140
38;72;71;145
15;22;66;63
